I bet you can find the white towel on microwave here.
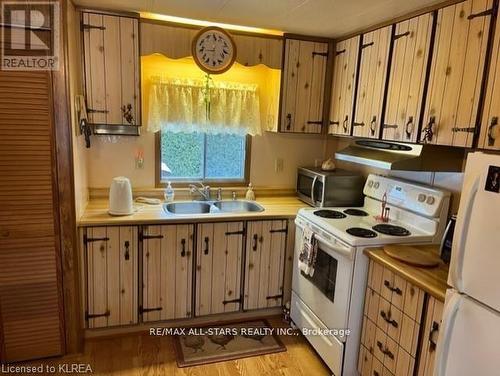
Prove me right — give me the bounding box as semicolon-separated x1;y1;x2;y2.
298;225;318;277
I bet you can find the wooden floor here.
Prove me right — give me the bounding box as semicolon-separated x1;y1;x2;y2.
27;318;331;375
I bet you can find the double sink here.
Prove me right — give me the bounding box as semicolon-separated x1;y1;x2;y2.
164;200;264;215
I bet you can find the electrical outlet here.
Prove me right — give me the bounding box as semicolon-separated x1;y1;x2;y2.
275;158;284;173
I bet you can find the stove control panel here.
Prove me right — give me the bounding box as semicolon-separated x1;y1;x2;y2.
364;174;450;217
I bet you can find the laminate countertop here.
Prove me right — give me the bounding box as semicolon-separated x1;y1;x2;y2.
78;197;308;227
365;246;449;302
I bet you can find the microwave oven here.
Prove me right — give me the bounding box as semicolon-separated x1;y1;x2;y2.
296;167;365;207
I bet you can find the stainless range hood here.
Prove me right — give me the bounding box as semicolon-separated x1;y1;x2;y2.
335;139;466;171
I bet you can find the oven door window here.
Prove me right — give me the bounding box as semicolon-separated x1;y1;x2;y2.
301;247;337;302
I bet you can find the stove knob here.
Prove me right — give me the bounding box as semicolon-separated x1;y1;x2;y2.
367;180;374;188
373;182;380;189
418;193;427;203
426;196;435;205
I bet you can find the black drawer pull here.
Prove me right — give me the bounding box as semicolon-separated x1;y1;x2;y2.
124;240;130;260
405;116;414;139
270;228;287;233
86;108;109;114
452;127;475;133
307;120;323;125
286;113;292;130
429;321;440;352
468;7;494;20
422;116;435;143
139;306;163;314
83;235;109;244
353;121;365;127
266;294;283;300
393;31;410;40
376;340;394;359
225;230;245;236
140;233;164;241
335;49;346;56
380;310;398;328
330;120;340;125
384;280;402;295
312;51;328;58
342;115;349;132
204;237;209;255
252;234;258;251
181;238;186;257
86;310;110;320
222;297;241;305
370;116;377;136
488;117;498;146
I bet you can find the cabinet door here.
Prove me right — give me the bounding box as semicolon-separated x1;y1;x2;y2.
417;296;444;376
141;225;194;322
195;222;244;316
353;26;392;139
421;0;493;146
281;39;329;133
383;13;433;142
479;4;500;149
329;36;360;136
244;220;287;310
82;12;140;126
84;226;138;328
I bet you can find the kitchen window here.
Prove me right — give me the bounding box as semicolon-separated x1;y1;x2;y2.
159;131;250;184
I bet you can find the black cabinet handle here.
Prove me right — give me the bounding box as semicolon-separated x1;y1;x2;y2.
204;237;209;255
353;121;365;127
422;116;435;143
140;233;164;241
429;321;440;352
376;340;394;359
405;116;414;139
252;234;258;251
330;120;340;126
384;280;402;295
342;115;349;132
488;116;498;146
124;240;130;261
286;113;292;130
181;238;186;257
85;310;110;320
380;310;398;328
370;116;377;136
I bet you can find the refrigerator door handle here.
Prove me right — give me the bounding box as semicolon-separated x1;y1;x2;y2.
434;292;461;376
449;175;480;290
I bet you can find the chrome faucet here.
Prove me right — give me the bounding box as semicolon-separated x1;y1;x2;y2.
189;182;211;201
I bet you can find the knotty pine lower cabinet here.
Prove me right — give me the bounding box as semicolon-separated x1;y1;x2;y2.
417;296;444;376
141;224;194;322
244;220;288;310
359;259;446;376
83;226;139;328
195;222;245;316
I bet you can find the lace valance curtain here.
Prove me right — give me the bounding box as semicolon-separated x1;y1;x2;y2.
147;77;262;135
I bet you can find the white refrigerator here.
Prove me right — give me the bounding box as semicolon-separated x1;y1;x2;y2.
434;152;500;376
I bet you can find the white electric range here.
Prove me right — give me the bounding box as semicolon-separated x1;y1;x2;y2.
290;174;450;376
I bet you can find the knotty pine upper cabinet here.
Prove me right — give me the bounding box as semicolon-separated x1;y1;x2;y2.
244;220;288;310
82;12;141;127
195;222;244;316
421;0;493;147
141;225;194;322
280;38;329;133
83;226;138;329
353;26;392;139
383;13;434;142
479;3;500;149
329;36;360;136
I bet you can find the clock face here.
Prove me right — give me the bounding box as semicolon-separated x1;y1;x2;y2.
192;27;236;74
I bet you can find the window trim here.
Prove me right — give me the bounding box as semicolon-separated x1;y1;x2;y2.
155;132;251;188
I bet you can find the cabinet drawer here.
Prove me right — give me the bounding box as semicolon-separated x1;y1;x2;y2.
369;261;425;322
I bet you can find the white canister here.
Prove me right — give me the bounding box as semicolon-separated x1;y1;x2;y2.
108;176;134;215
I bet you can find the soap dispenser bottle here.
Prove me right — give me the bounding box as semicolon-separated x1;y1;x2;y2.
245;183;255;201
164;181;175;202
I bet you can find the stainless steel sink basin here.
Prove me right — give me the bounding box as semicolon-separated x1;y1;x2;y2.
213;200;264;213
163;200;265;215
164;201;212;215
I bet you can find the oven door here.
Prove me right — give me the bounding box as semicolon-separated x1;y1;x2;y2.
292;221;355;339
296;169;324;206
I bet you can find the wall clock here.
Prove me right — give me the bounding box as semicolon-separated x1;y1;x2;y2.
192;26;237;74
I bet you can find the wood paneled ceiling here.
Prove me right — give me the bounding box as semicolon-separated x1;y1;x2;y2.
74;0;444;37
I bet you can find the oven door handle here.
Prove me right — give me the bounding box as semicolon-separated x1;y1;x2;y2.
311;176;318;205
295;221;354;260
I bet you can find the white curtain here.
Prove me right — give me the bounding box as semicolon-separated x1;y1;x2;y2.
147;77;262;135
